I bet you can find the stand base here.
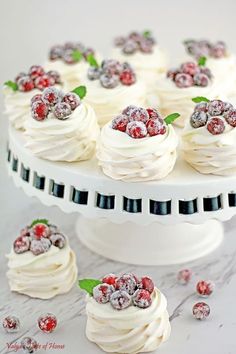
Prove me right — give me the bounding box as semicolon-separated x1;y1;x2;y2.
76;217;224;265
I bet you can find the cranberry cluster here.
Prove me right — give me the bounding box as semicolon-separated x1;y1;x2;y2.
167;62;212;88
31;87;80;121
184;39;227;59
49;41;95;64
13;220;66;256
93;273;155;310
111;106;166;139
190;99;236;135
9;66;61;92
87;59;136;88
114;31;155;54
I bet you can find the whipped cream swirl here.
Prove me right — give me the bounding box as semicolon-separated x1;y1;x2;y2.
24;103;99;162
97;122;178;182
86;288;171;354
6;238;78;299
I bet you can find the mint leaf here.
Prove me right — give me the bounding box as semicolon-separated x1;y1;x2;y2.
31;219;49;227
192;96;210;103
86;54;99;68
78;279;102;295
164;113;180;125
72;50;83;62
4;80;18;91
198;56;207;66
143;30;151;38
72;85;87;99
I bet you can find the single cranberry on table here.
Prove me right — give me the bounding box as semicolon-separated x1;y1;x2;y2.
138;276;154;294
177;269;192;285
13;235;30;254
111;114;129;132
190;111;208;128
133;289;152;308
207;117;225;135
21;337;38;354
192;302;210;320
146;118;166;136
115;273;138;295
196;280;215;297
93;283;115;304
110;290;132;310
126;121;148;139
31;101;49;121
102;274;118;286
62;92;80;110
17;76;35;92
38;313;57;333
2;316;20;333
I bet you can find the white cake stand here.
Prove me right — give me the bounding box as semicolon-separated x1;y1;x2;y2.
7;126;236;265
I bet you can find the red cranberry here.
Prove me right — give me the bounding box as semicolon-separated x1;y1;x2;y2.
31;94;43;104
193;73;209;87
100;74;119;89
224;109;236;127
110;290;132;310
21;337;38;354
102;274;118;286
47;70;61;84
30;238;51;256
175;73;193;88
112;114;129;132
129;31;142;42
126;121;147;139
196;280;215;297
38;313;57;333
207;117;225;135
223;102;234;113
34;74;52;91
20;226;31;237
200;67;212;79
128;107;149;123
2;316;20;333
49;233;66;249
31;101;49;121
194;102;209;113
32;223;50;239
17;76;35;92
181;62;200;76
42;87;60;106
139;39;153;53
190;111;208;128
62;92;80;110
102;59;123;76
146;118;166;136
139;276;154;294
29;65;45;80
133;289;152;308
13;235;30;254
167;69;179;80
114;36;126;47
192;302;210;320
116;273;138;295
122;105;137;117
93;283;114;304
49;45;63;60
123;39;138;54
63;49;75;64
208;100;224;116
54;102;72;120
211;41;226;58
87;67;101;80
15;72;27;83
120;69;136;85
146;108;162;120
177;269;192;285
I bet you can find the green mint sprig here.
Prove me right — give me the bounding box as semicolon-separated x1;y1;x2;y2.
86;54;99;68
192;96;210;103
198;56;207;67
78;278;102;296
4;80;18;91
72;85;87;99
164;113;180;125
143;30;151;38
31;219;49;227
72;50;83;62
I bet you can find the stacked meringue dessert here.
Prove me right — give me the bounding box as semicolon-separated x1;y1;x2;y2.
6;219;78;299
79;273;171;354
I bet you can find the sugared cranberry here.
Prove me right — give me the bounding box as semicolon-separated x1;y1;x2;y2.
100;74;119;89
194;101;208;113
122;105;137;117
110;290;132;310
139;39;153;53
102;59;123;76
181;62;200;76
38;313;57;333
20;226;31;237
49;224;58;234
29;65;45;80
192;302;210;320
133;289;152;308
17;76;35;92
14;235;30;254
31;101;49;121
190;111;208;128
126;121;147;139
54;102;72;120
49;233;66;249
49;45;63;60
112;114;129;132
93;283;114;304
30;238;51;256
116;273;138;295
128;107;149;123
62;92;80;110
122;40;138;54
224;109;236;127
31;94;43;104
114;36;126;46
32;223;50;239
2;316;20;333
47;70;61;84
223;102;234;113
129;31;142;42
177;269;192;285
200;66;212;79
21;337;38;354
146;108;162;120
211;41;226;58
208;100;224;116
119;69;136;85
63;49;75;64
175;73;193;88
139;276;154;294
83;48;95;59
193;73;209;87
15;72;27;83
102;274;118;286
167;69;179;80
42;87;60;106
207;117;225;135
196;280;215;297
87;67;101;80
34;74;51;91
146;118;166;136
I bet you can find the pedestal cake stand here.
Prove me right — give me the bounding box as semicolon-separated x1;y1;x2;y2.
6;126;236;265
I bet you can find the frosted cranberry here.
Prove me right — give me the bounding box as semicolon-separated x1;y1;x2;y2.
34;74;51;91
177;269;192;285
133;289;152;308
100;74;119;89
21;337;38;353
38;313;57;333
208;100;224;116
17;76;35;92
31;101;49;121
2;316;20;333
29;65;44;80
112;114;129;132
110;290;131;310
62;49;75;64
126;121;147;139
175;73;193;88
224;109;236;127
30;238;51;255
167;69;179;80
42;87;60;106
223;102;234;113
47;70;61;84
123;40;138;54
190;111;208;128
87;67;101;80
14;235;30;254
93;283;114;304
62;92;80;110
211;41;226;58
192;302;210;320
49;45;63;60
64;42;77;50
147;118;166;136
146;108;162;120
193;73;209;87
181;62;200;76
128;107;149;123
15;72;27;83
122;105;137;117
139;39;153;53
196;280;215;297
129;31;142;42
102;59;123;76
31;94;43;104
32;223;50;239
116;273;138;295
49;224;59;234
207;117;225;135
120;69;136;85
194;101;208;113
20;226;31;237
49;233;66;249
114;36;126;46
200;66;212;79
139;276;154;294
102;274;118;286
54;102;72;120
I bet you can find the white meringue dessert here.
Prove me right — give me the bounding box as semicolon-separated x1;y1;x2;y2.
6;219;78;299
